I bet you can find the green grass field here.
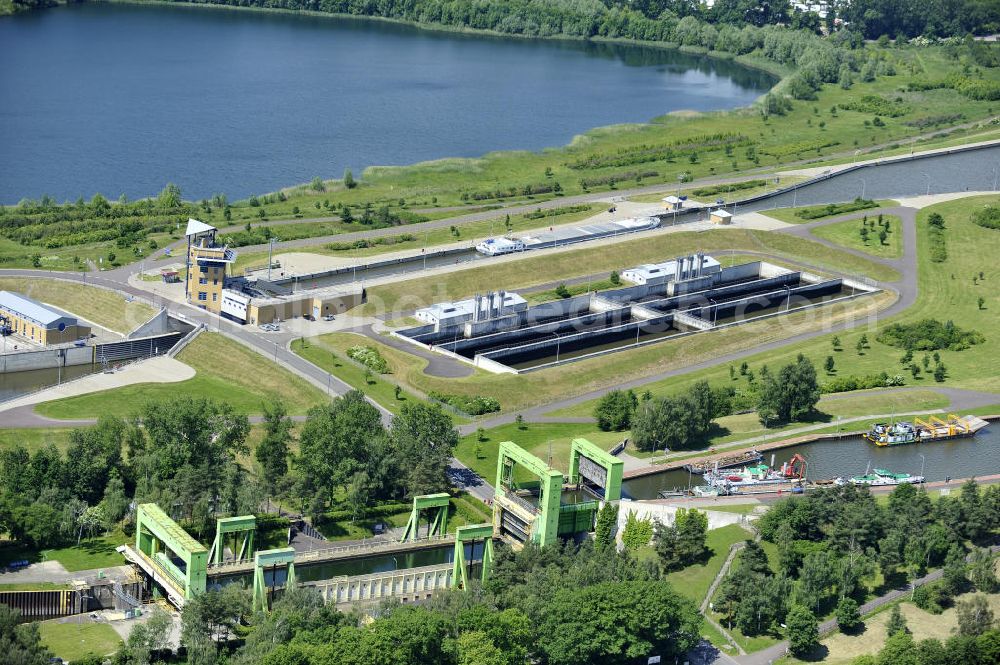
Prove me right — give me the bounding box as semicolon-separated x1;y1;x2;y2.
41;533;126;572
0;277;156;334
35;332;327;419
811;214;903;258
291;336;425;417
0;428;75;453
38;620;123;662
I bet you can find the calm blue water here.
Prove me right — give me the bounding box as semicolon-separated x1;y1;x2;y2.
0;3;775;204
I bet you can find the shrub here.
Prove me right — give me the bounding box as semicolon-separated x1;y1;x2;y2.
876;319;985;351
838;95;909;117
971;205;1000;230
820;371;904;393
594;389;638;431
794;198;876;220
428;392;501;415
346;345;390;373
621;511;654;550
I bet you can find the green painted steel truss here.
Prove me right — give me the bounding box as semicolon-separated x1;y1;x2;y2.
400;492;450;542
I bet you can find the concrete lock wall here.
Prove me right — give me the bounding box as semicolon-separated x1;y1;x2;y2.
128;308;172;338
312;563;454;608
0;345;93;373
452;308;633;354
615;501;748;543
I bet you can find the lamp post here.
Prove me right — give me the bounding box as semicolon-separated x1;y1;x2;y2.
919;453;926;482
922;173;931;196
859;178;867;200
551;331;561;363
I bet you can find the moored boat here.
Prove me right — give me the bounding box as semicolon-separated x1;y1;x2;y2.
865;414;989;447
847;464;924;486
684;449;764;475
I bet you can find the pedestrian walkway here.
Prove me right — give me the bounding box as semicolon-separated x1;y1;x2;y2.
0;355;194;414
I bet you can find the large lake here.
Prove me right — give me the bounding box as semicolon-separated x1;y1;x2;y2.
0;3;775;204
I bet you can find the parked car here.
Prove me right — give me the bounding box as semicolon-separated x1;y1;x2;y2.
323;314;335;321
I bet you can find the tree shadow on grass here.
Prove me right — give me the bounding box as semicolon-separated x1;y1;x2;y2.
797;644;830;662
0;542;41;567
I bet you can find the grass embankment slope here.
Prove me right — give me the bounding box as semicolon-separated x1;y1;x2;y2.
0;277;155;334
35;332;327;419
810;214;903;258
553;195;1000;425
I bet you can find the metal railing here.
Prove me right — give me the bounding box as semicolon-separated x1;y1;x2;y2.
205;533;456;573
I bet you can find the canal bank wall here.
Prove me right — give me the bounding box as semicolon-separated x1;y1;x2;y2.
623;413;1000;480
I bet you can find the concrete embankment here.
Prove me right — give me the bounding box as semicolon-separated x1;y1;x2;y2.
623;414;1000;480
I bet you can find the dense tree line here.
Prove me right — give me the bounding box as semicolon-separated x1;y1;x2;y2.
0;389;457;552
839;0;1000;39
717;481;1000;644
163;540;701;665
598;356;820;450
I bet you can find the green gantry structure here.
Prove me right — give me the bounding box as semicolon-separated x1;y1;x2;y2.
400;492;450;542
135;503;209;600
252;547;296;613
494;441;564;547
208;514;256;565
569;437;624;502
452;524;493;590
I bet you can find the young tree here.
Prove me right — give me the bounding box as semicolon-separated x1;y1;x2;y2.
831;335;841;350
654;509;707;570
956;594;995;637
390;402;460;497
0;605;51;664
786;604;819;657
969;547;999;592
124;608;172;665
594;502;619;551
255;399;293;493
886;604;909;637
835;596;861;633
825;355;835;373
343;169;356;189
593;389;638;431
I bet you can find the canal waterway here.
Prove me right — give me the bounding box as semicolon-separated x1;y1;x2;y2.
742;143;1000;213
0;3;775;203
622;423;1000;499
0;364;96;403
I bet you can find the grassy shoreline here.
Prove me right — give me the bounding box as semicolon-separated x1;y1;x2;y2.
99;0;790;82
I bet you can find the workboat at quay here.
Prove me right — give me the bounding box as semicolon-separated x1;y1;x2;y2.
842;465;925;487
865;414;989;446
474;216;660;256
702;454;806;493
684;449;764;475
